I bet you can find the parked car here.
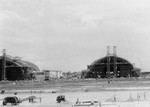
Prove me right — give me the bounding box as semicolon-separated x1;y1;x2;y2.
1;90;5;94
2;96;20;106
56;95;65;103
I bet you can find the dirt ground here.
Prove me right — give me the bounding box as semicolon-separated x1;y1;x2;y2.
1;78;150;93
1;78;150;107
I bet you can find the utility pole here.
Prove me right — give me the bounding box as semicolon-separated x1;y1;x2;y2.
2;49;6;81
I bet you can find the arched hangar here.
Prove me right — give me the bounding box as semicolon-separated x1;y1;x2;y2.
82;46;141;78
0;55;39;81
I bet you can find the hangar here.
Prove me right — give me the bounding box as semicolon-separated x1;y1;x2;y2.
0;50;39;81
82;46;141;78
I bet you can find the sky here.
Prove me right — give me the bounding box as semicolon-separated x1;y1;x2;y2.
1;0;150;72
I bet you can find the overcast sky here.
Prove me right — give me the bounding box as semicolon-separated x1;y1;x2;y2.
1;0;150;72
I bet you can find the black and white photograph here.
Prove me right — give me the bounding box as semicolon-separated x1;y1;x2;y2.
1;0;150;107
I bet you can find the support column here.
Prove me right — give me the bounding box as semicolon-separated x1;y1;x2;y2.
113;46;117;77
2;49;6;81
106;46;110;78
106;56;110;78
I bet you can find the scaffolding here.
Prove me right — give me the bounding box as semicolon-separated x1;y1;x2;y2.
113;46;117;77
2;49;6;81
85;46;137;78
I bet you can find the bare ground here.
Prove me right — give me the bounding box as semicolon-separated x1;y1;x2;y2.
1;78;150;93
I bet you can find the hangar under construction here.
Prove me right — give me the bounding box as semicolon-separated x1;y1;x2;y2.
82;46;141;78
0;49;39;81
